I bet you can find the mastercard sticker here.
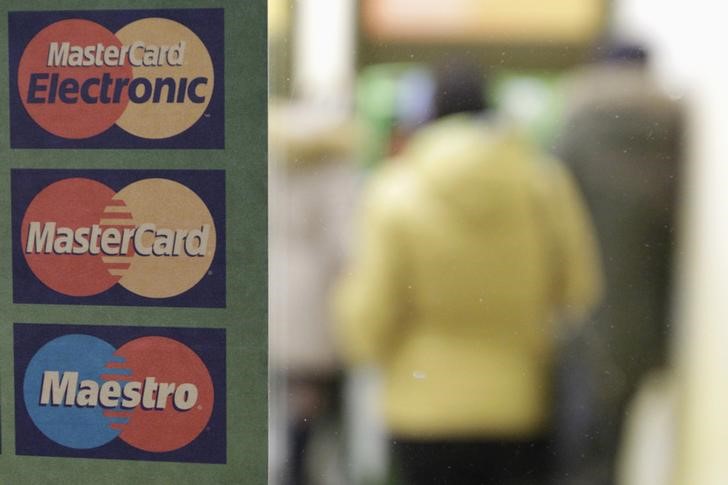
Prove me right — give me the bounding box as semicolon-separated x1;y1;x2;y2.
12;170;226;307
14;323;226;463
8;9;224;148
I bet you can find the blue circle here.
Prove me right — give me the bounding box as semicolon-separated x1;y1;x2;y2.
23;334;123;449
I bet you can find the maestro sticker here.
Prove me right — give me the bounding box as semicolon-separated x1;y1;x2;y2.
8;9;224;148
14;324;226;463
12;170;226;307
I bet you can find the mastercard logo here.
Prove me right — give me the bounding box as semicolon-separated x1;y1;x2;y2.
21;177;217;299
17;16;215;140
16;324;226;463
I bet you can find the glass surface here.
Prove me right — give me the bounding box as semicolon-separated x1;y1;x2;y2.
269;1;728;484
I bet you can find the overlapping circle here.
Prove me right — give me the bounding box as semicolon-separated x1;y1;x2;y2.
17;18;214;139
23;334;215;452
21;178;217;298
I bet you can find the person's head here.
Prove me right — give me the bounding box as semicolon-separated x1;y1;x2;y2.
594;39;650;66
432;59;489;120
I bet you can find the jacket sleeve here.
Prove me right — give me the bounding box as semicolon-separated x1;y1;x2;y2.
543;159;604;323
332;175;410;366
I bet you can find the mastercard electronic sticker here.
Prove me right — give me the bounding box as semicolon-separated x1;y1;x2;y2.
8;9;224;148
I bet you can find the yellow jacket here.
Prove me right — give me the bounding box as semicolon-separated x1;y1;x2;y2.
335;116;602;439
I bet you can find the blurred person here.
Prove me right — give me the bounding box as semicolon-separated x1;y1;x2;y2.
334;60;603;485
553;43;683;485
269;101;360;485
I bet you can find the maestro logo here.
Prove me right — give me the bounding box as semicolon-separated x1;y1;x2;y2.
12;170;226;308
9;9;224;148
15;324;226;463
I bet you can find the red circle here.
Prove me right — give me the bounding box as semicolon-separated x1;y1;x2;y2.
21;178;122;296
17;19;132;139
115;337;215;452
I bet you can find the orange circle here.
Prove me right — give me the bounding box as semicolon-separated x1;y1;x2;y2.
21;178;121;296
116;337;214;452
18;19;132;139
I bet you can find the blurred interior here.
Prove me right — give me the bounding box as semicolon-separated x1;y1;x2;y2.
269;1;728;484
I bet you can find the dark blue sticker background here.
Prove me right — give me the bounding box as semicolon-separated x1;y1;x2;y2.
14;323;227;464
8;9;224;149
12;169;226;308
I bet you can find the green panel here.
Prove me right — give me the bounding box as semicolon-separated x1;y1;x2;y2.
0;1;267;483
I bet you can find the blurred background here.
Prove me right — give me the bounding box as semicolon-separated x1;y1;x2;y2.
268;1;728;484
